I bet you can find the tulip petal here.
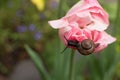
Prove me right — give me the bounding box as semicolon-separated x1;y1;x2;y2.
48;0;116;54
66;0;109;31
102;31;116;44
48;19;68;29
93;31;116;52
87;20;107;31
66;0;84;15
67;0;103;15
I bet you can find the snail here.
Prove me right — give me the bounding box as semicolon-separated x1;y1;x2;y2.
61;36;99;55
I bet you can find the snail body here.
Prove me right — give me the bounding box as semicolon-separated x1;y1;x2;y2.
63;36;99;55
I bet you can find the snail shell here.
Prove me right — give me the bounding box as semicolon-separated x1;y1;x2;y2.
62;36;100;55
76;39;95;55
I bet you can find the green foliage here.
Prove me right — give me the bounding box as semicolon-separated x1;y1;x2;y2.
25;45;50;80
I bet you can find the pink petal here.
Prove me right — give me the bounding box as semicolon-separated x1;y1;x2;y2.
66;0;84;15
90;7;109;25
102;31;116;44
67;0;103;15
83;29;92;39
76;12;93;27
87;19;108;31
65;0;109;31
48;19;68;29
91;30;102;42
65;12;92;27
93;31;116;52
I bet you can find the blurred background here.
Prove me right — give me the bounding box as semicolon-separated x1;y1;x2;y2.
0;0;120;80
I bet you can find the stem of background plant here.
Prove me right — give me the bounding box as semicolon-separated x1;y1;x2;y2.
114;0;120;57
57;0;64;18
114;0;120;33
113;0;120;69
69;50;75;80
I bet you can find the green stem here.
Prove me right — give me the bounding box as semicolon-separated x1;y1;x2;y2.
58;0;64;18
114;0;120;33
69;50;75;80
113;0;120;74
116;0;120;20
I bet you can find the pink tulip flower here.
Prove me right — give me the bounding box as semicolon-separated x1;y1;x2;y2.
48;0;116;54
49;0;109;31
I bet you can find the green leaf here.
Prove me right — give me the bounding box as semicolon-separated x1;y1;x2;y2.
24;45;50;80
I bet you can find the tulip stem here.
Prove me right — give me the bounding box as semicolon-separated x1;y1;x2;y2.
69;50;75;80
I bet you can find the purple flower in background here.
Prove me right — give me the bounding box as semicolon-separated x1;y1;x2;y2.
39;13;46;19
50;0;58;8
29;24;35;31
16;9;24;17
7;1;13;8
17;25;27;33
34;31;42;40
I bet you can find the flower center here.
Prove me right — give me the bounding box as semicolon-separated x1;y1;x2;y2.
86;21;94;26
